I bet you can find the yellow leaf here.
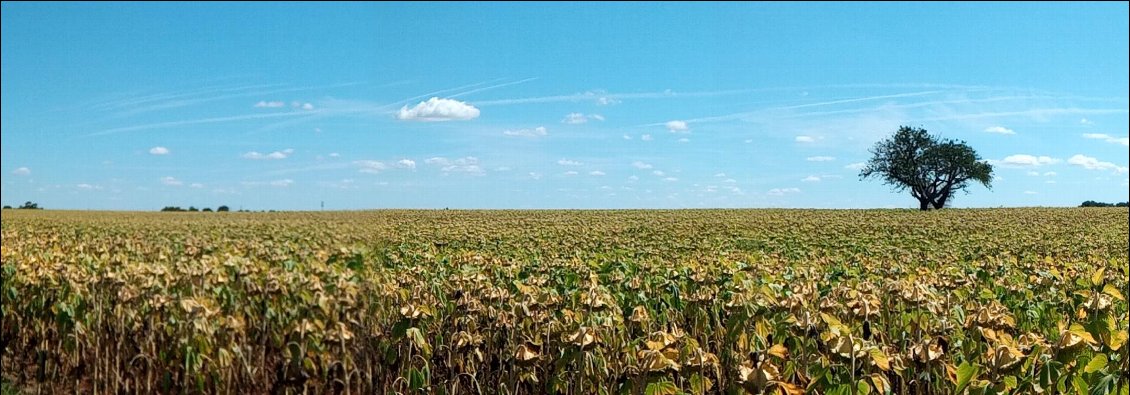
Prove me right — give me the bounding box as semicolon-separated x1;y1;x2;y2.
767;344;788;359
1091;267;1105;287
869;348;890;371
1102;283;1124;301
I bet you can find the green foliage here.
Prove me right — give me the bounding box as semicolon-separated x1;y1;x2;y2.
861;126;993;210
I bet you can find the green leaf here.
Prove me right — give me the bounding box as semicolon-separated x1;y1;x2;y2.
409;367;426;391
1072;375;1089;395
955;362;979;394
644;380;678;395
1084;354;1108;374
857;379;872;395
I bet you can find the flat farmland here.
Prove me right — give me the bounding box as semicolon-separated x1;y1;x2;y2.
1;208;1127;394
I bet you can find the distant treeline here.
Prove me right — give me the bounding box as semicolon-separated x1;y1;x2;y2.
1;201;42;210
1080;200;1129;208
161;205;232;212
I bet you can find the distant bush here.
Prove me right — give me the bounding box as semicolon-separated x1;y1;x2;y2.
1080;200;1129;207
18;201;41;210
161;206;186;212
202;208;213;212
217;205;230;212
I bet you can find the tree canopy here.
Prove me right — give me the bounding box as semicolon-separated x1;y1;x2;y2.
860;126;993;210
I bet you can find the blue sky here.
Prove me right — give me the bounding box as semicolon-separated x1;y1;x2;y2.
2;2;1127;210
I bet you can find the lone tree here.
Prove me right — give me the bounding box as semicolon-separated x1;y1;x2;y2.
860;126;993;211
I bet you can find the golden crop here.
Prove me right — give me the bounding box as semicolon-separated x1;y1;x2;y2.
1;208;1127;394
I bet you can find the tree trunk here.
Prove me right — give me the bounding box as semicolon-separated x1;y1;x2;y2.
932;190;950;210
918;198;930;211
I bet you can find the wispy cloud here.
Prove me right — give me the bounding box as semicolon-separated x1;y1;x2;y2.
845;162;865;170
795;135;816;143
12;167;30;176
562;113;603;124
767;187;801;196
641;134;653;141
1067;154;1128;173
1082;133;1130;146
91;112;308;136
806;156;835;162
984;126;1016;135
425;157;484;175
354;160;388;174
161;176;183;186
254;101;286;108
503;126;548;137
396;159;416;169
557;159;583;166
802;176;822;182
632;161;653;169
589;170;606;176
243;148;294;160
397;97;480;121
149;146;170;155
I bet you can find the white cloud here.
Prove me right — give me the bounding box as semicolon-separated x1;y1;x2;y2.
77;183;100;190
641;134;653;141
1024;190;1038;195
666;120;689;133
557;159;583;166
997;154;1061;168
254;101;286;108
329;153;340;158
1043;172;1056;176
1046;180;1057;184
795;135;816;143
354;160;388;174
628;175;639;181
1082;133;1130;146
845;162;865;170
161;176;183;186
563;171;579;176
714;173;726;177
767;187;801;196
677;138;690;143
663;177;679;182
744;139;753;143
270;179;294;187
396;159;416;169
984;126;1016;135
1080;118;1094;125
622;134;632;140
802;176;821;182
652;170;665;176
149;146;170;155
425;156;484;175
12;167;30;176
562;113;603;124
301;103;314;110
190;183;204;189
243;148;294;160
723;178;737;183
1067;154;1129;173
494;166;511;171
529;172;542;180
503;126;548;137
806;156;835;162
397;97;480;121
596;96;621;106
1026;171;1041;176
589;170;606;176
